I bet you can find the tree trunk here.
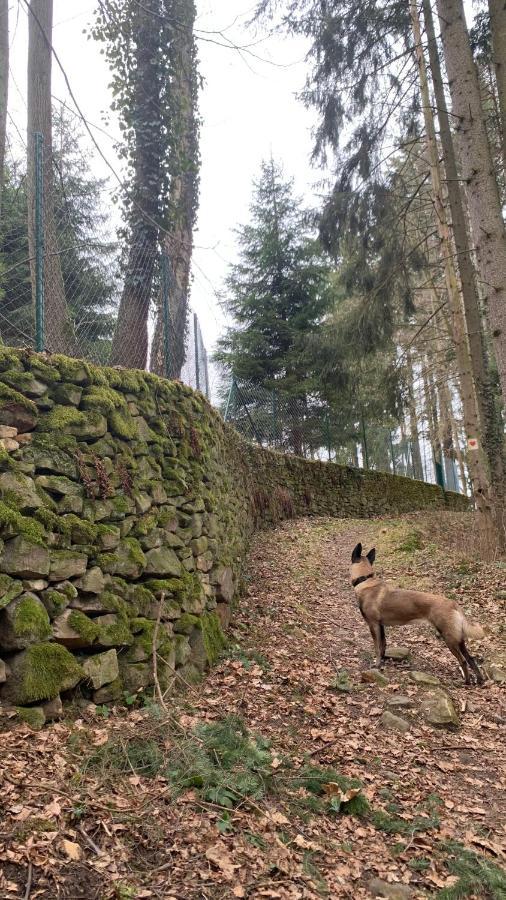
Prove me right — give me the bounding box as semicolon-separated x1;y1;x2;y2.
0;0;8;223
406;349;424;480
151;0;199;380
412;0;496;518
27;0;76;354
109;0;162;369
489;0;506;174
435;0;506;405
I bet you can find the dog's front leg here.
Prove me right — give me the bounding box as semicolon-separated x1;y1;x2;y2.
368;623;383;668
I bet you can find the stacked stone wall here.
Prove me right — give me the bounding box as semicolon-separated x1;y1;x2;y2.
0;348;467;724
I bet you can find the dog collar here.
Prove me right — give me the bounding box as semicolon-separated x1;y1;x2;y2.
352;574;375;588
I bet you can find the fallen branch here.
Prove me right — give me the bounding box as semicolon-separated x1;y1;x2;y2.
23;862;32;900
78;824;103;857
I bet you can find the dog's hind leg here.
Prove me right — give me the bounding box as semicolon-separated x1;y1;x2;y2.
368;623;383;668
379;624;386;663
446;641;471;684
459;640;484;685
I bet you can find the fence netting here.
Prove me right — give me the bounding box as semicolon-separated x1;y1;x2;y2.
0;129;209;398
220;378;465;492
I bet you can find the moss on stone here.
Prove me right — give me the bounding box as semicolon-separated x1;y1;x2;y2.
0;382;38;414
16;706;45;730
0;345;24;372
109;409;138;440
200;612;227;665
96;616;133;648
30;359;61;383
0;499;46;545
17;643;83;704
124;537;145;567
40;405;85;431
173;613;200;635
41;589;69;618
81;385;126;414
68;610;100;643
51;355;91;384
13;594;51;641
0;573;23;607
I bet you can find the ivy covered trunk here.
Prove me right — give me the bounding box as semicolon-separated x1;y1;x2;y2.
109;0;164;370
27;0;76;355
151;0;199;380
489;0;506;174
0;0;8;222
436;0;506;408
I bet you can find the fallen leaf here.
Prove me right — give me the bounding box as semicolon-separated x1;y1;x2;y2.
205;841;240;880
61;840;82;861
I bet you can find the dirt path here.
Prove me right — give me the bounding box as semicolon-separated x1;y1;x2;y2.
1;513;505;899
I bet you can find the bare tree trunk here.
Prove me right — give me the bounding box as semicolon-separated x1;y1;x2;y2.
406;348;424;480
27;0;76;355
0;0;8;223
110;0;162;369
435;0;506;405
489;0;506;174
151;0;199;380
411;0;496;518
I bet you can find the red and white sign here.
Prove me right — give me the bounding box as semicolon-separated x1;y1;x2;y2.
467;438;479;450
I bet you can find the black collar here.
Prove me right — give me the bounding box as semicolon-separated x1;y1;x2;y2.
352;573;375;588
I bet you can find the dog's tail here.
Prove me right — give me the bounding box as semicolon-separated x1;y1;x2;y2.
460;613;485;641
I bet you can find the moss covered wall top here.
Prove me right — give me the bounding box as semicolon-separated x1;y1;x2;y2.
0;348;467;718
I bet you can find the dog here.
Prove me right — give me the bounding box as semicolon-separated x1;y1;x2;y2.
350;543;485;685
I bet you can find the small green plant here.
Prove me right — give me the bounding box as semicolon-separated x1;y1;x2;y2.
83;737;164;777
288;765;369;817
95;704;110;719
166;715;273;808
396;530;422;553
371;808;440;837
331;670;353;693
224;644;271;671
408;857;431;872
217;812;234;834
437;841;506;899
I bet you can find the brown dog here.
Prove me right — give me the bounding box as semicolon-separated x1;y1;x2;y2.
350;543;484;685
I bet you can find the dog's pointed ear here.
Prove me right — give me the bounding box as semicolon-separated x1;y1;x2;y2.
366;548;376;565
351;543;362;563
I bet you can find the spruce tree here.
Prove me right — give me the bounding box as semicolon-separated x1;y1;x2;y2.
216;159;332;396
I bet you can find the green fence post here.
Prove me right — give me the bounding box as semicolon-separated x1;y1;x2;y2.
34;132;44;352
361;411;369;469
161;252;171;378
389;430;396;475
193;312;200;392
325;412;332;461
271;390;278;448
223;379;236;422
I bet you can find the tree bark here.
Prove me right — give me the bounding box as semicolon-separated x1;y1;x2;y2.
489;0;506;174
411;0;496;519
406;348;424;480
151;0;199;380
435;0;506;406
109;0;162;369
0;0;8;223
27;0;76;355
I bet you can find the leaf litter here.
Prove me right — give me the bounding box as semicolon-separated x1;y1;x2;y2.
0;511;505;898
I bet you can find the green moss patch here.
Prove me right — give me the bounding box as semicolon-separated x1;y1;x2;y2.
201;612;227;665
12;643;83;704
13;594;51;641
68;610;100;644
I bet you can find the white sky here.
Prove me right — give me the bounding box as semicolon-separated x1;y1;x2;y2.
7;0;318;392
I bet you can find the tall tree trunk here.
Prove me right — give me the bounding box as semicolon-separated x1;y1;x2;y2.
406;348;424;480
435;0;506;405
489;0;506;173
109;0;162;369
0;0;8;223
151;0;199;380
412;0;496;518
27;0;75;354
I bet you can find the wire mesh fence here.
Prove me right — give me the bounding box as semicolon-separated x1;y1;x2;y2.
0;129;209;398
221;377;466;492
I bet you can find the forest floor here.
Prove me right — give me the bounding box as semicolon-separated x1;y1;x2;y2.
1;511;506;899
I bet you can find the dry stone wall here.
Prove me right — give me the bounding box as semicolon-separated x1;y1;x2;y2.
0;348;467;725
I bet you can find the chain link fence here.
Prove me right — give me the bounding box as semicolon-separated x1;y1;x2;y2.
221;378;466;492
0;130;209;398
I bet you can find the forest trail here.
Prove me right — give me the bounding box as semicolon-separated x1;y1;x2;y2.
1;512;506;899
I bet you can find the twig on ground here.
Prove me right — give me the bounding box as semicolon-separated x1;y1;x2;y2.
78;824;103;856
23;861;32;900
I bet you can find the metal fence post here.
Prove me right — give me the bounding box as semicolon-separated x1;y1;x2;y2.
34;132;44;352
161;252;171;378
272;390;278;447
361;410;369;469
389;430;396;475
223;378;236;422
193;312;200;392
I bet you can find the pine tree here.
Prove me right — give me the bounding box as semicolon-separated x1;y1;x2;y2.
216;159;332;395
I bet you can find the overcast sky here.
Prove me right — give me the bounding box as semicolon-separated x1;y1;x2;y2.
7;0;318;391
